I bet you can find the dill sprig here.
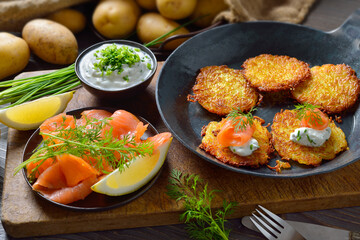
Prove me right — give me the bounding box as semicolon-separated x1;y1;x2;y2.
295;103;324;126
226;107;256;132
14;116;154;181
166;169;238;240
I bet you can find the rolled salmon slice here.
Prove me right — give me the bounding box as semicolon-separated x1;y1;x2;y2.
40;175;99;205
39;113;76;139
77;109;112;126
26;157;55;178
57;153;100;187
32;162;67;190
103;110;147;141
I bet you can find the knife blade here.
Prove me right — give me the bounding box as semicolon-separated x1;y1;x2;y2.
242;216;360;240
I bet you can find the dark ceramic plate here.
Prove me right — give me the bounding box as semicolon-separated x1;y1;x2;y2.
156;10;360;178
22;107;160;211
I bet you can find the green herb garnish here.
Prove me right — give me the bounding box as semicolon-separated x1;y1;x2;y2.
296;130;301;141
226;107;256;132
306;134;316;145
295;103;324;126
146;63;152;70
166;169;238;240
123;75;129;82
14;116;154;181
93;44;141;76
0;64;80;109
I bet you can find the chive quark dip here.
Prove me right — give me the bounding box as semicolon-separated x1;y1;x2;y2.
79;43;153;90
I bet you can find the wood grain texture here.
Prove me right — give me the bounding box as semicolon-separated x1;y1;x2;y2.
1;62;360;238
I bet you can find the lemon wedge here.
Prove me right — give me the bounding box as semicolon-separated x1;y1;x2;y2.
0;91;74;130
91;137;172;196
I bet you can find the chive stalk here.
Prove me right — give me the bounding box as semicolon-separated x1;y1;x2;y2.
0;16;205;109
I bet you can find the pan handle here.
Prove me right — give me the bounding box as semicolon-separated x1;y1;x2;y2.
330;8;360;46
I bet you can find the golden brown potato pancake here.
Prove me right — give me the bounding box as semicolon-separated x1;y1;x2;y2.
187;65;259;116
241;54;310;92
199;117;273;168
291;64;360;114
271;110;348;166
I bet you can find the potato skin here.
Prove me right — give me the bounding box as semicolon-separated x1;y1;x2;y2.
190;0;228;27
135;0;156;10
92;0;141;39
22;19;78;65
0;32;30;80
47;8;86;34
156;0;197;20
137;12;189;50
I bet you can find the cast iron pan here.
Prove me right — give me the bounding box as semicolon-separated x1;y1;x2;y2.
22;107;161;211
156;9;360;178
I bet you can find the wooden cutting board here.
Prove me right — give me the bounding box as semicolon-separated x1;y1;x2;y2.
2;62;360;238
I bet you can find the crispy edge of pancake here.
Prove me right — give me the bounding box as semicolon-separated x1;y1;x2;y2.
291;64;360;114
199;117;273;168
271;109;348;166
187;65;260;116
241;54;311;92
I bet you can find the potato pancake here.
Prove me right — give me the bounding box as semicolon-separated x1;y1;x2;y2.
199;118;272;168
241;54;310;91
291;64;360;114
271;110;348;166
187;65;259;116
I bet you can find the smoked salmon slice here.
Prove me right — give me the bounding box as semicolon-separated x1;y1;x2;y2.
40;113;76;139
103;110;147;141
300;108;329;130
26;157;55;179
83;155;114;174
32;154;100;204
40;175;99;205
57;154;99;187
77;109;112;126
32;162;67;190
217;117;255;147
146;132;172;150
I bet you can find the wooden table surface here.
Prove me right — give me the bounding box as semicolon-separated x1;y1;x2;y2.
1;0;360;239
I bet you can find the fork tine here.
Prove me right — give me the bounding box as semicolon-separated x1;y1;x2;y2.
255;208;283;232
249;216;276;240
252;213;280;238
258;205;289;226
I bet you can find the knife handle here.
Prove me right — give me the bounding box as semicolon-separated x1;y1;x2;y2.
350;232;360;240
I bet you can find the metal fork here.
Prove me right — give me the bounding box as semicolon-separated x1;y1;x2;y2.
250;205;306;240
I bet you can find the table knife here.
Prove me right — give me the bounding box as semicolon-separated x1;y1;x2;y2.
242;216;360;240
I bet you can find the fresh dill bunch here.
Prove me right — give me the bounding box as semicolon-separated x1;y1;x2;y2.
15;116;154;181
226;107;257;132
295;103;324;126
166;169;238;240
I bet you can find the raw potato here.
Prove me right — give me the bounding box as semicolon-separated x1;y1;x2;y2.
156;0;197;20
22;19;78;65
92;0;141;39
135;0;156;10
47;8;86;33
137;13;190;50
191;0;228;27
0;33;30;80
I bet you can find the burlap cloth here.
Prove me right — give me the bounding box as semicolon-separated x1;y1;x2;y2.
0;0;316;32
